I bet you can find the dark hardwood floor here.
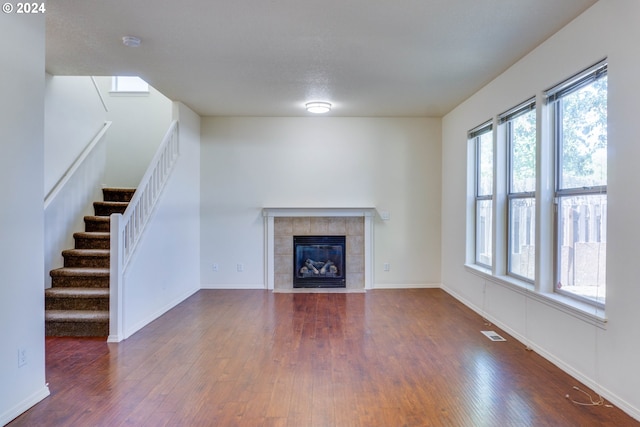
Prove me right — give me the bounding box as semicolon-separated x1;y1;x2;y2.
8;289;638;426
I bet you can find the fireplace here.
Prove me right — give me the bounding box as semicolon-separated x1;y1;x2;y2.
262;207;375;291
293;235;346;288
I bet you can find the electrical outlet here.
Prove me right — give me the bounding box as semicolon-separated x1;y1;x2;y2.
212;263;219;272
237;263;244;272
383;263;390;272
18;348;27;367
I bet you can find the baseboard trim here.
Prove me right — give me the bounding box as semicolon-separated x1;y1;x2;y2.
372;282;441;289
200;283;442;291
0;385;50;426
200;283;266;290
273;288;366;293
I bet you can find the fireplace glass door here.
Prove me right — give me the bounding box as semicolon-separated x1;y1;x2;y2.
293;236;346;288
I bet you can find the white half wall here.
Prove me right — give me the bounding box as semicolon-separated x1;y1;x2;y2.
120;102;201;339
441;0;640;420
200;117;441;289
0;13;50;426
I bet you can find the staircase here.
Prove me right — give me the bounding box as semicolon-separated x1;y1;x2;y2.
45;188;135;337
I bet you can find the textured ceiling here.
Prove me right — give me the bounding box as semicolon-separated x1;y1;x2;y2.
45;0;598;117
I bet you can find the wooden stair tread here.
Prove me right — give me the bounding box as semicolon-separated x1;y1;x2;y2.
102;187;136;192
93;201;129;216
94;201;129;206
50;267;109;277
45;310;109;322
74;231;110;238
62;248;109;256
84;215;110;221
45;288;109;297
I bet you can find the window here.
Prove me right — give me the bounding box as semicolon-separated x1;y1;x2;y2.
466;59;608;311
470;122;493;268
111;76;149;93
547;60;607;307
500;99;536;282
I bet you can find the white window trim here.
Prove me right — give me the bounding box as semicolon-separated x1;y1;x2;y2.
465;68;608;326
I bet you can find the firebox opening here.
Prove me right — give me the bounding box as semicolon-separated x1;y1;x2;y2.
293;235;346;288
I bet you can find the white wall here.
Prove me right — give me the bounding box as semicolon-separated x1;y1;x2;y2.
44;128;108;287
121;102;201;339
43;76;173;285
0;14;50;425
44;75;107;196
94;77;173;188
441;0;640;419
44;76;110;286
200;117;441;289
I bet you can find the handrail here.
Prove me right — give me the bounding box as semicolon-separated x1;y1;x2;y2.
44;121;112;207
122;120;179;269
109;120;179;342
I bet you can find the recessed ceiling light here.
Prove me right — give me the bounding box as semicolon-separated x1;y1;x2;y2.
122;36;141;47
305;102;331;114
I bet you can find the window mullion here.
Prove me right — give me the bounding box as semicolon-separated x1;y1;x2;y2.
494;116;507;276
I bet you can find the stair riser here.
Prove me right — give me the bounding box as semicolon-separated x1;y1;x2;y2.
63;255;109;268
46;297;109;311
51;276;109;288
94;204;127;216
74;236;110;250
46;321;108;337
103;188;135;203
84;217;110;232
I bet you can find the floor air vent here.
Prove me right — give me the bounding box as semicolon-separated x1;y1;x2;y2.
481;330;506;342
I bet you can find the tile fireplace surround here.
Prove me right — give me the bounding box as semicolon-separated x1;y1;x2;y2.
262;208;376;291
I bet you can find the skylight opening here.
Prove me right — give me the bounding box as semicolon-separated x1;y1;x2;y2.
111;76;149;93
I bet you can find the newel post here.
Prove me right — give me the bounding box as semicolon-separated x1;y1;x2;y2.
108;213;124;342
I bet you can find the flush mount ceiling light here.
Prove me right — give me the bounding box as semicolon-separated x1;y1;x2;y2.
305;102;332;114
122;36;141;47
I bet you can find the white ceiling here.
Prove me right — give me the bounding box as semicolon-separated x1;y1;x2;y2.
45;0;598;117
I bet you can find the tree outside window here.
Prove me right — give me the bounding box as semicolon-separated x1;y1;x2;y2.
553;66;607;307
505;103;536;281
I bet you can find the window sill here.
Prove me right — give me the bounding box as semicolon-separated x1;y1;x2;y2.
464;263;607;329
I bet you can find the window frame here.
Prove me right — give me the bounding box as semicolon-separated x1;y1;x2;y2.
469;121;494;269
500;98;537;283
546;59;607;309
465;59;608;319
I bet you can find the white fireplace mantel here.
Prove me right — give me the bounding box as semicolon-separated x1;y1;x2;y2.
262;207;377;290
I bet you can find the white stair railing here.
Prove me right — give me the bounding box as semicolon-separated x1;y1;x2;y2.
109;120;179;342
